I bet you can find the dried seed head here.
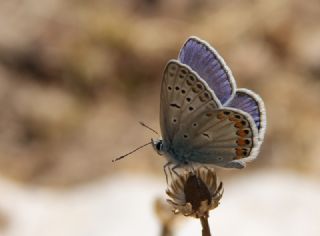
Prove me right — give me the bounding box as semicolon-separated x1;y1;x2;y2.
166;167;223;218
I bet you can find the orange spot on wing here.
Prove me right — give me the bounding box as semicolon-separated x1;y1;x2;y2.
236;147;242;156
237;129;247;137
237;139;245;146
229;116;240;122
234;122;243;128
217;113;225;119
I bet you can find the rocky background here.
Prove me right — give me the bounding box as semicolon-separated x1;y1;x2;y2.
0;0;319;235
1;0;319;185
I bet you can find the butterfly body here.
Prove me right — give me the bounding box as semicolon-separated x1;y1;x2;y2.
154;37;266;169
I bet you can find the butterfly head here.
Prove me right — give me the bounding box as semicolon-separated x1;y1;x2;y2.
151;138;164;155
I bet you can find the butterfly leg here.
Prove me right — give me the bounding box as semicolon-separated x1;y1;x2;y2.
163;162;174;184
166;163;180;184
170;163;182;178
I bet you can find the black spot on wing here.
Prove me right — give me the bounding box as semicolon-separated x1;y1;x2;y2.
170;103;181;109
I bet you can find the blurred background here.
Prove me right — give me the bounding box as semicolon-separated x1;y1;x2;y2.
0;0;319;235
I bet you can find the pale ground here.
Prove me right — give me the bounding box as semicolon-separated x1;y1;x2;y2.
0;170;319;236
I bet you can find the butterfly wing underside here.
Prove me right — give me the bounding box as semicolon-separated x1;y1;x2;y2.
160;60;221;145
227;89;266;142
160;60;259;168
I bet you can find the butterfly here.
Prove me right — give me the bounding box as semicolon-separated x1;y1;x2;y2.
152;36;266;169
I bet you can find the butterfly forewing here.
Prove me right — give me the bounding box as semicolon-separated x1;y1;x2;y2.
160;60;221;144
178;37;236;105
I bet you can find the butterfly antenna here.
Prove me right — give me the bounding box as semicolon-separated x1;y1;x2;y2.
139;121;159;136
112;141;152;162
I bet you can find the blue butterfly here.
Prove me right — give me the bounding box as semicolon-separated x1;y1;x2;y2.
152;36;266;169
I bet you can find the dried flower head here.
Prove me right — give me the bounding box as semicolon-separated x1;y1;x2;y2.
166;166;223;218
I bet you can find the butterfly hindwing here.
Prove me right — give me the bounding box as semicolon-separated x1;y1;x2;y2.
173;107;259;168
226;88;266;142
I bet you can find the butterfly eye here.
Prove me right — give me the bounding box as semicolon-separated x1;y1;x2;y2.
235;114;241;119
192;123;198;127
223;111;231;115
156;142;162;151
183;134;189;139
168;86;172;91
186;97;191;102
241;120;247;126
188;106;194;111
175;86;180;91
245;139;251;145
181;89;186;94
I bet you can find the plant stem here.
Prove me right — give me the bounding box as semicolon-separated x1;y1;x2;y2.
200;216;211;236
160;225;173;236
